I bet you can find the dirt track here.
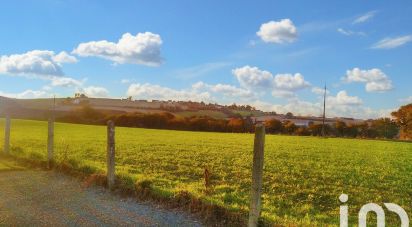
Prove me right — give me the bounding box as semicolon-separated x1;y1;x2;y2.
0;170;203;226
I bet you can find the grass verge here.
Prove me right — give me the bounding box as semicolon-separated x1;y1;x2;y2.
0;153;251;226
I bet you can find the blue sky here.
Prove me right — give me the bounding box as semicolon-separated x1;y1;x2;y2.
0;0;411;119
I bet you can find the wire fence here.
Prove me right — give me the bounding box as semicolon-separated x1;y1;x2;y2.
1;116;266;227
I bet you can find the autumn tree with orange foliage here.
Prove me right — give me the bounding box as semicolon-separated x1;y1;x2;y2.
392;103;412;140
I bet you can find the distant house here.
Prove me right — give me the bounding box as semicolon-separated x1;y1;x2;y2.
290;119;312;127
72;99;81;105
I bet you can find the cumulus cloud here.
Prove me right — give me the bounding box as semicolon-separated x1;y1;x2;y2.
311;86;330;95
73;32;163;66
0;50;77;77
273;73;310;90
123;79;389;119
371;35;412;49
0;89;49;99
0;50;83;88
126;80;256;103
312;89;362;106
257;19;297;44
127;83;211;102
327;90;362;106
253;99;322;117
399;96;412;104
232;65;309;97
271;90;295;98
254;90;389;119
343;68;393;92
50;76;83;87
52;51;78;64
80;86;109;98
232;66;273;89
192;82;254;99
353;11;377;24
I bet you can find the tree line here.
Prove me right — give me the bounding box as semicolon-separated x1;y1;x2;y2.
57;103;412;140
58;105;255;133
264;118;399;139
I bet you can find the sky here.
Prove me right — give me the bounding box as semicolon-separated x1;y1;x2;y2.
0;0;411;119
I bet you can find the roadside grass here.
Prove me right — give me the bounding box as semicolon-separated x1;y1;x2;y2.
0;118;411;226
0;158;25;171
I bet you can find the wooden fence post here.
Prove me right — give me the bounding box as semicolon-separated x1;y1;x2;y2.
248;123;265;227
47;117;54;168
4;115;10;154
107;120;116;190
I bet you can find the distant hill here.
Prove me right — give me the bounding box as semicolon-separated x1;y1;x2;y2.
0;96;264;120
0;96;365;126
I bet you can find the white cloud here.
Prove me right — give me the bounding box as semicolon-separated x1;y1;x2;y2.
271;90;295;98
42;85;52;91
52;51;78;64
337;28;366;36
50;76;83;87
371;35;412;49
0;89;49;99
311;87;330;95
257;19;297;44
126;81;255;104
353;11;377;24
73;32;163;66
122;79;390;119
127;83;211;102
0;50;75;77
192;81;253;99
254;99;322;117
337;28;351;36
399;96;412;104
232;66;310;98
81;86;109;98
255;90;389;119
273;73;310;90
174;62;230;79
343;68;393;92
0;50;83;88
327;90;362;106
232;66;273;89
121;79;131;84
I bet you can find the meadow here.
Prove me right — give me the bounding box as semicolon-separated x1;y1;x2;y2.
0;118;411;226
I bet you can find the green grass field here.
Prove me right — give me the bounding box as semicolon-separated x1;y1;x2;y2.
0;118;411;226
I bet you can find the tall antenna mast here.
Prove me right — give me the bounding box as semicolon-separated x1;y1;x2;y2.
321;84;326;137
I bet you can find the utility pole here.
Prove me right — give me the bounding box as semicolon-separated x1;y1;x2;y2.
321;85;326;137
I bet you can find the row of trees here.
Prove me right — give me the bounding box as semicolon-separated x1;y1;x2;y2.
57;104;406;139
265;118;399;139
58;105;256;133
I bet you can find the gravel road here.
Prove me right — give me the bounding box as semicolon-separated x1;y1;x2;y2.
0;170;203;227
